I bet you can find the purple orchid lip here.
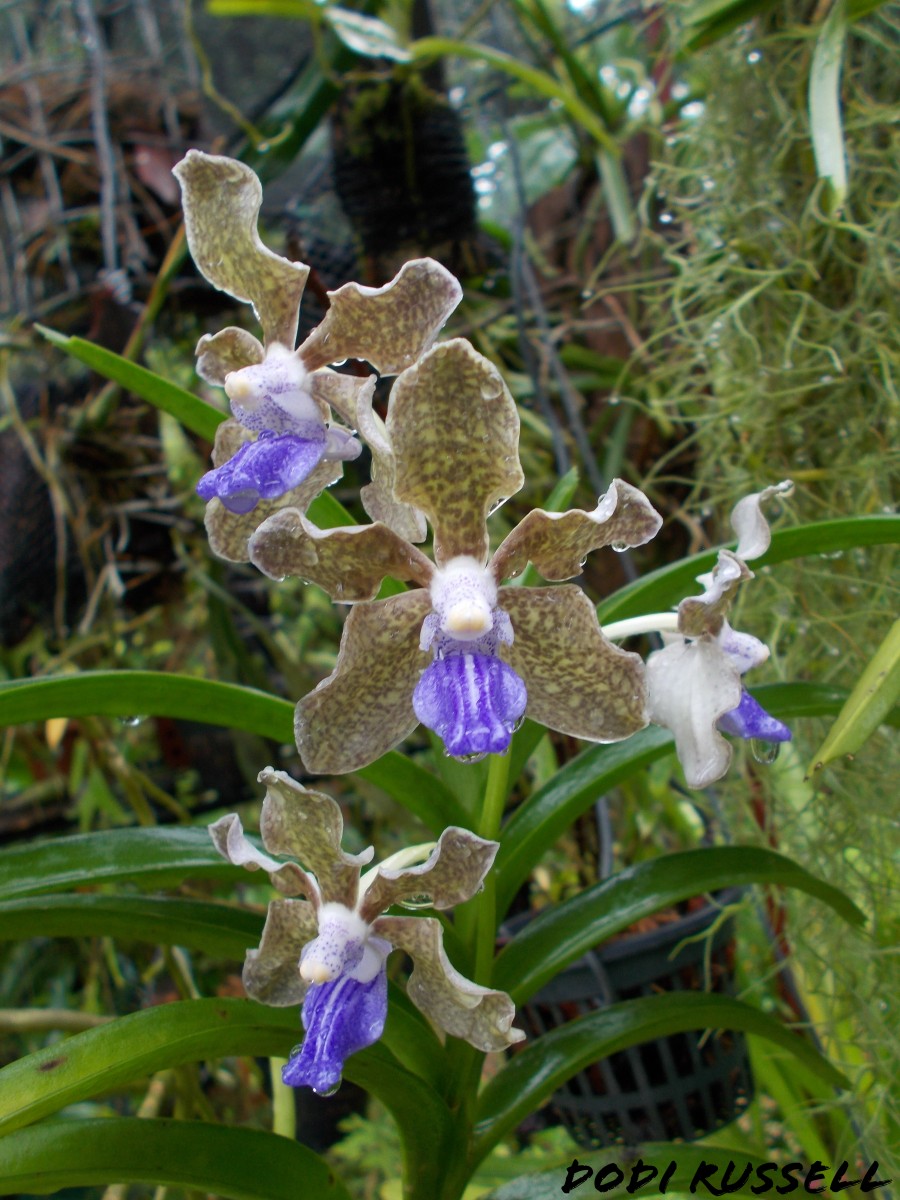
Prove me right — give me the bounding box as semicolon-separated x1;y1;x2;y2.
717;689;792;742
281;967;388;1094
412;653;528;759
196;431;328;514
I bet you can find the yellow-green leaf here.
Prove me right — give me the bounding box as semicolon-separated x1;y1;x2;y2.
808;618;900;773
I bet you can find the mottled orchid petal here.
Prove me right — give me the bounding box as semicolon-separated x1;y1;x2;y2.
387;340;524;565
296;591;432;773
208;812;313;898
412;654;527;760
173;150;308;349
731;480;793;561
646;636;743;789
678;550;750;639
242;897;318;1006
490;479;662;584
258;767;372;910
298;258;462;373
195;326;264;386
375;915;524;1052
361;465;429;545
250;511;434;598
500;586;648;741
718;691;792;743
197;431;328;514
356;381;427;543
309;370;374;430
282;959;388;1092
358;828;498;923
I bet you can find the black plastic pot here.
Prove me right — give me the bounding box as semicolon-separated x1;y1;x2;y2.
516;889;754;1148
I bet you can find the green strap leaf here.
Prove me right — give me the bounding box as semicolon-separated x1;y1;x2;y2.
494;845;864;1004
0;998;295;1136
0;894;265;958
473;992;850;1163
808;618;900;773
0;670;293;739
0;671;465;832
809;0;849;213
597;515;900;624
0;997;449;1148
0;825;248;900
0;1117;352;1199
35;325;226;442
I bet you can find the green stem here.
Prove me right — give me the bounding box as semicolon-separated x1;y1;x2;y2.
270;1058;295;1139
480;751;512;843
473;752;510;985
430;753;514;1200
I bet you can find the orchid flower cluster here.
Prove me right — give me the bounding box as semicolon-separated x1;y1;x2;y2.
177;151;792;1092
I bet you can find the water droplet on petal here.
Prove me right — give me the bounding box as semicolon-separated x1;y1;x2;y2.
480;379;502;400
399;893;434;911
118;715;147;728
313;1080;341;1097
611;542;628;553
449;750;488;764
750;739;780;765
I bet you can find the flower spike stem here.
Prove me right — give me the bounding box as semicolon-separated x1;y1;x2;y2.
474;751;511;983
603;612;681;641
480;751;512;844
433;752;514;1200
270;1057;295;1139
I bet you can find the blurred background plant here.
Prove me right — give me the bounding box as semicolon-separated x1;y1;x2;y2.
0;0;896;1196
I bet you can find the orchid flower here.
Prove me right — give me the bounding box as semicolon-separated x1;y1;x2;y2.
173;150;461;560
641;482;794;788
210;767;523;1093
247;338;662;772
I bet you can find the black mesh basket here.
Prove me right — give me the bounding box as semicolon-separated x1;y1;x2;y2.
516;888;754;1149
